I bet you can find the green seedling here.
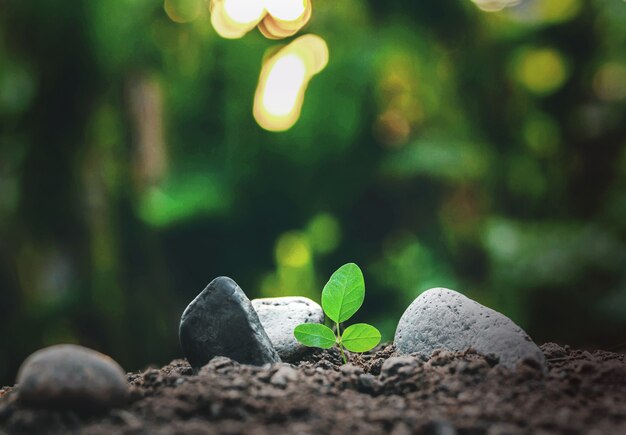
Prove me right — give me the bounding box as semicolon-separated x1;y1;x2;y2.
293;263;381;363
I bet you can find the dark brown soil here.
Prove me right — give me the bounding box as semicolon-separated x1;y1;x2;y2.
1;343;625;434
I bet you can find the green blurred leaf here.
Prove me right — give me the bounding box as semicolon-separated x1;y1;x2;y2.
382;139;490;181
341;323;381;352
322;263;365;323
293;323;336;349
138;174;230;227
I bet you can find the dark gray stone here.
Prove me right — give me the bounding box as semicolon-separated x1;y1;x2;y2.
16;344;129;409
394;288;546;371
179;276;281;368
251;296;324;361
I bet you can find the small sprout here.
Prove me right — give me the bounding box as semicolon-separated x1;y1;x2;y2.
294;263;381;363
292;323;336;349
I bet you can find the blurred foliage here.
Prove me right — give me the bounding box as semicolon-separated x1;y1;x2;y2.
0;0;625;384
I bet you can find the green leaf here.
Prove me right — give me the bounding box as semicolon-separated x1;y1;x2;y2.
294;323;336;349
341;323;381;353
322;263;365;323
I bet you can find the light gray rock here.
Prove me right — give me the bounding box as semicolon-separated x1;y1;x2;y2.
251;296;324;362
16;344;129;409
394;288;546;371
180;277;281;368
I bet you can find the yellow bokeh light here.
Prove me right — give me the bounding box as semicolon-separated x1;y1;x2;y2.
262;54;307;116
258;0;312;40
210;0;265;39
537;0;581;23
275;232;311;268
513;47;569;95
264;0;306;22
471;0;520;13
254;34;329;131
208;0;311;40
223;0;265;25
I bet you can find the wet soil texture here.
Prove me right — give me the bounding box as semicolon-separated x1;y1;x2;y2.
1;343;625;434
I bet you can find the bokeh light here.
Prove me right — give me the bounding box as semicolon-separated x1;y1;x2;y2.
223;0;265;25
534;0;581;23
254;34;328;131
471;0;520;13
506;0;582;24
523;112;561;157
275;231;311;267
207;0;311;40
164;0;202;24
259;0;311;40
373;55;425;148
593;62;626;102
263;54;307;117
306;213;341;254
264;0;306;22
374;110;412;147
210;0;266;39
513;47;569;95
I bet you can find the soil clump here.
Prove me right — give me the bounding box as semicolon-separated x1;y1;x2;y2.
1;343;625;434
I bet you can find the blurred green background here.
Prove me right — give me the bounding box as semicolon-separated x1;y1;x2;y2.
1;0;626;384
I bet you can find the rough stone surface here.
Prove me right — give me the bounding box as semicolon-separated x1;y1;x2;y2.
179;276;281;368
251;296;324;361
16;344;128;409
394;288;546;371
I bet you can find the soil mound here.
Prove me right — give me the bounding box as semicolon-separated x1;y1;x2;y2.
1;343;625;434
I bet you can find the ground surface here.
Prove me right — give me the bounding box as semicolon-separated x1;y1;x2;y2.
1;343;625;434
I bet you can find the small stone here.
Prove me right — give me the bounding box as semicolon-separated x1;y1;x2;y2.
270;365;299;387
179;276;281;369
394;288;546;371
251;296;324;362
16;344;129;409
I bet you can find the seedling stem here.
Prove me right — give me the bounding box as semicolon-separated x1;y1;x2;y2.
336;322;347;364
